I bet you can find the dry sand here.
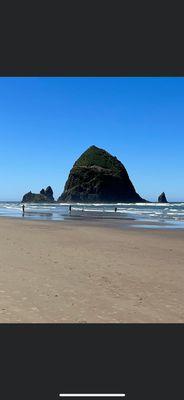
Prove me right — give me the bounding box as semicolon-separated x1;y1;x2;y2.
0;217;184;323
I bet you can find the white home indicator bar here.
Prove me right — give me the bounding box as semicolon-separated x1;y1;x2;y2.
59;395;125;398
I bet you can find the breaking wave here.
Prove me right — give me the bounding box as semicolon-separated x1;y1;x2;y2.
0;201;184;227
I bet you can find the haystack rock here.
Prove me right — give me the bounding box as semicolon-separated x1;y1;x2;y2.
58;145;147;203
22;186;55;203
158;192;168;203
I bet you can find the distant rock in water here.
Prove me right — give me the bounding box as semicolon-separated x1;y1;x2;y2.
58;145;147;203
22;186;55;203
158;192;168;203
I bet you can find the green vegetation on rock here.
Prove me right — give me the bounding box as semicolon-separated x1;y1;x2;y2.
74;145;123;175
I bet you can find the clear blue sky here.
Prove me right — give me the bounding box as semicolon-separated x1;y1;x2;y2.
0;77;183;201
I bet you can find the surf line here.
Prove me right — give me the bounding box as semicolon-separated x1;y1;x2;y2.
59;394;126;398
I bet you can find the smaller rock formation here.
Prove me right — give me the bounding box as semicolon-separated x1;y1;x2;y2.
158;192;168;203
39;186;54;202
22;186;55;203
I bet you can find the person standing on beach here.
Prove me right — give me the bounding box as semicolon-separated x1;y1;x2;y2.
69;205;72;214
22;204;25;216
115;207;117;212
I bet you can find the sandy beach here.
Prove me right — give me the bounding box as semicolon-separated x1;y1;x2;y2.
0;216;184;323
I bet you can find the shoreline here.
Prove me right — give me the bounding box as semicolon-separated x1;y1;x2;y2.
0;213;184;234
0;217;184;322
1;201;184;229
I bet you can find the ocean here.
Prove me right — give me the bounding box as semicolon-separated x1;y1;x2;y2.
0;201;184;229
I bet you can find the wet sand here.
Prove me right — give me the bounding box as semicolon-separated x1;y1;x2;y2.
0;216;184;322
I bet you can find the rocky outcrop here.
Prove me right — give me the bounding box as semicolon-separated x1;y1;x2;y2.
158;192;168;203
22;186;55;203
39;186;54;202
58;145;147;203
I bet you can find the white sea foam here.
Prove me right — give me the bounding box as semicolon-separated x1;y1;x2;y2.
0;201;184;227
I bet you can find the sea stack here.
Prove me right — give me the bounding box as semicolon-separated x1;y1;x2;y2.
158;192;168;203
58;145;147;203
22;186;55;203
